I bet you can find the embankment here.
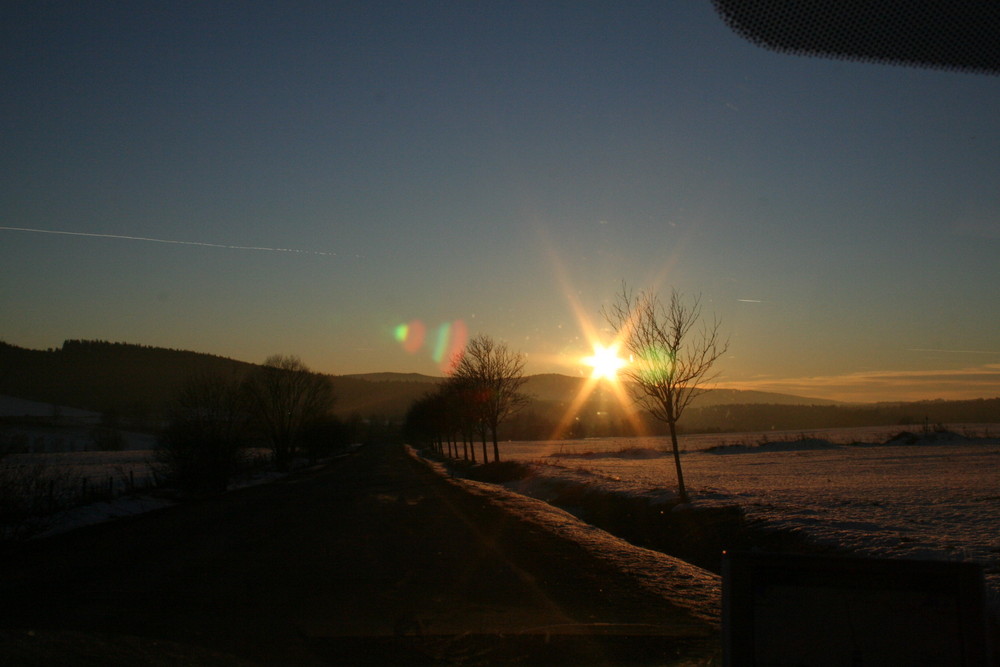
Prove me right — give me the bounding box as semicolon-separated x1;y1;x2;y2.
457;459;841;575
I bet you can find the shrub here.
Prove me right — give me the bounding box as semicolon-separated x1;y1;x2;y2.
156;372;250;494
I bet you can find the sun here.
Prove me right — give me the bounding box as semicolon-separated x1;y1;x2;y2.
582;343;627;381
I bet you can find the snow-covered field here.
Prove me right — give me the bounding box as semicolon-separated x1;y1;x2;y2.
498;425;1000;607
0;446;303;539
5;449;159;486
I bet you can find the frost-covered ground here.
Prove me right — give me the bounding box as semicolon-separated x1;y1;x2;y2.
1;447;281;539
1;448;164;540
408;446;723;626
498;425;1000;608
6;449;160;486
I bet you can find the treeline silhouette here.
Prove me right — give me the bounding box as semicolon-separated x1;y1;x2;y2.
0;341;429;430
0;340;257;427
487;398;999;440
679;399;1000;434
2;340;997;439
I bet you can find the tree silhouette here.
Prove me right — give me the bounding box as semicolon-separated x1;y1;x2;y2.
445;374;485;463
605;284;728;502
243;355;335;469
158;370;251;493
402;393;434;451
451;334;529;462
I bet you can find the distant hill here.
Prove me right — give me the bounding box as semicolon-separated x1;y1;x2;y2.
345;372;442;385
0;341;448;426
331;375;439;419
690;388;840;408
344;373;840;409
0;340;433;426
0;339;835;429
2;340;996;436
681;398;1000;434
0;340;257;425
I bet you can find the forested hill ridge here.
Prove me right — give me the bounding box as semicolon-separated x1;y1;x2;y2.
1;340;997;435
510;373;842;408
0;341;446;425
0;341;833;420
0;340;257;425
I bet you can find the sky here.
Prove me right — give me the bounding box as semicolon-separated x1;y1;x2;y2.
2;2;998;403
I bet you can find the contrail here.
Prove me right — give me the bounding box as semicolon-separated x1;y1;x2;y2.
0;226;337;257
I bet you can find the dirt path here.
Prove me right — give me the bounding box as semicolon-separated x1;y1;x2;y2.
0;443;720;665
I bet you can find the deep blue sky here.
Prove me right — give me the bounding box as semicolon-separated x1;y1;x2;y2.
3;1;998;401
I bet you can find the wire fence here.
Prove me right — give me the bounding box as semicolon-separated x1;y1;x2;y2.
0;458;164;540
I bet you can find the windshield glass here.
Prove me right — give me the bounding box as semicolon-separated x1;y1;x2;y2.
2;3;997;664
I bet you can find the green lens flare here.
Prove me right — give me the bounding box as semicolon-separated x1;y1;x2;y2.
432;323;452;363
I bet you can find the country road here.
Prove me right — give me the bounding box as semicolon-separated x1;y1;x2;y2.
0;443;719;665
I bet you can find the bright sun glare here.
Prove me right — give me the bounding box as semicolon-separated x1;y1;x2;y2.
582;344;626;381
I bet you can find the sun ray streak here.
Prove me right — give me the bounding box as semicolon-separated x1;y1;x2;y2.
548;374;604;440
540;242;650;439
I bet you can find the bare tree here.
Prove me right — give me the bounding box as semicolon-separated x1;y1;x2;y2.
451;334;529;462
443;373;486;463
402;390;444;453
605;284;728;502
158;370;251;493
243;355;335;469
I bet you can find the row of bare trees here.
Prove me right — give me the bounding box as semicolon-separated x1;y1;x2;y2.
159;354;336;492
404;334;528;463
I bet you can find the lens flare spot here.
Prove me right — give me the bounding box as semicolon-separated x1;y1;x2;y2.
445;319;468;372
395;320;425;354
432;323;452;364
394;318;466;370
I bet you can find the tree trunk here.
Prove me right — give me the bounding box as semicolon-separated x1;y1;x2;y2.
668;419;688;502
481;434;489;464
492;426;500;463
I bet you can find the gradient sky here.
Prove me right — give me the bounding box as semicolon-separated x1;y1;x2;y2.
2;2;999;403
